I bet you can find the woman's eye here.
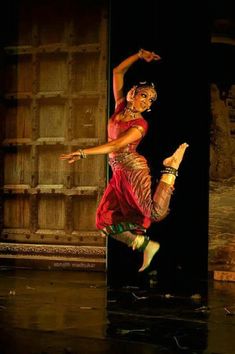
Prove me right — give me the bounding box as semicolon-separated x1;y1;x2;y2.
141;93;147;98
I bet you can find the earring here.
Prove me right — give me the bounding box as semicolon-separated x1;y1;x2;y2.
147;108;151;112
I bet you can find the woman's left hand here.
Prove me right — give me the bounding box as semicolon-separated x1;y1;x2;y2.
139;49;161;62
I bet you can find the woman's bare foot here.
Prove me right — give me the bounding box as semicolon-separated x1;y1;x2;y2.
163;143;189;170
138;240;160;272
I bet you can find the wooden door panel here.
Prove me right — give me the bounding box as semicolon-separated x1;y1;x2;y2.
39;100;66;139
38;54;68;94
73;156;106;187
38;146;67;186
73;196;97;231
4;195;30;229
4;101;32;140
38;195;65;230
5;56;33;95
0;0;108;270
72;98;98;138
72;53;100;92
4;147;31;186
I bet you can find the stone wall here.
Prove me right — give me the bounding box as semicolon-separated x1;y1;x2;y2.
209;84;235;280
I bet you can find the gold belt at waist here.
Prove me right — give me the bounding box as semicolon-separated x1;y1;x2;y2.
108;152;149;170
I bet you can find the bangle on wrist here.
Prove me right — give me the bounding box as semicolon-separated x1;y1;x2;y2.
138;48;144;59
78;149;87;159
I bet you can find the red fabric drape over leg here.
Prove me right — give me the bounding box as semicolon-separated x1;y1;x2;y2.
96;154;174;231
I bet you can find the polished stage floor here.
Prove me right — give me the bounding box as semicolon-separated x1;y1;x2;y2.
0;268;234;354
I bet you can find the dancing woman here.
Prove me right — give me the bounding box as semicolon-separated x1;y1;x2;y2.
60;49;188;272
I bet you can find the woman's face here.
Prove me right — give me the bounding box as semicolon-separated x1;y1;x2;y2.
132;87;157;112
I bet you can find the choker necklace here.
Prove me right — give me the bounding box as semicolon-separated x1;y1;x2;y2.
123;107;141;120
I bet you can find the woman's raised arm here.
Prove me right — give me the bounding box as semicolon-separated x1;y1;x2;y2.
112;49;161;106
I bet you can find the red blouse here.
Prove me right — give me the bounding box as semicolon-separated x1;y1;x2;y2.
108;100;148;154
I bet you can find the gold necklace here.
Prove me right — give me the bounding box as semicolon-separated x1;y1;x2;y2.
123;107;141;120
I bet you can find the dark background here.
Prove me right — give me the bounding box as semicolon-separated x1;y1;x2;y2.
107;0;210;291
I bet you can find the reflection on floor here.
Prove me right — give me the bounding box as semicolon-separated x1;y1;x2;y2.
0;268;234;354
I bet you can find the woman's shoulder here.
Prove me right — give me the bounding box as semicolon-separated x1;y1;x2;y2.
132;117;148;127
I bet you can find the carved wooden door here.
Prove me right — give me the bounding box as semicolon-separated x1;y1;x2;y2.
0;0;108;271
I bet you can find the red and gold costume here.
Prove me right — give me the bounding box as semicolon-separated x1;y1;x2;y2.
96;100;174;248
